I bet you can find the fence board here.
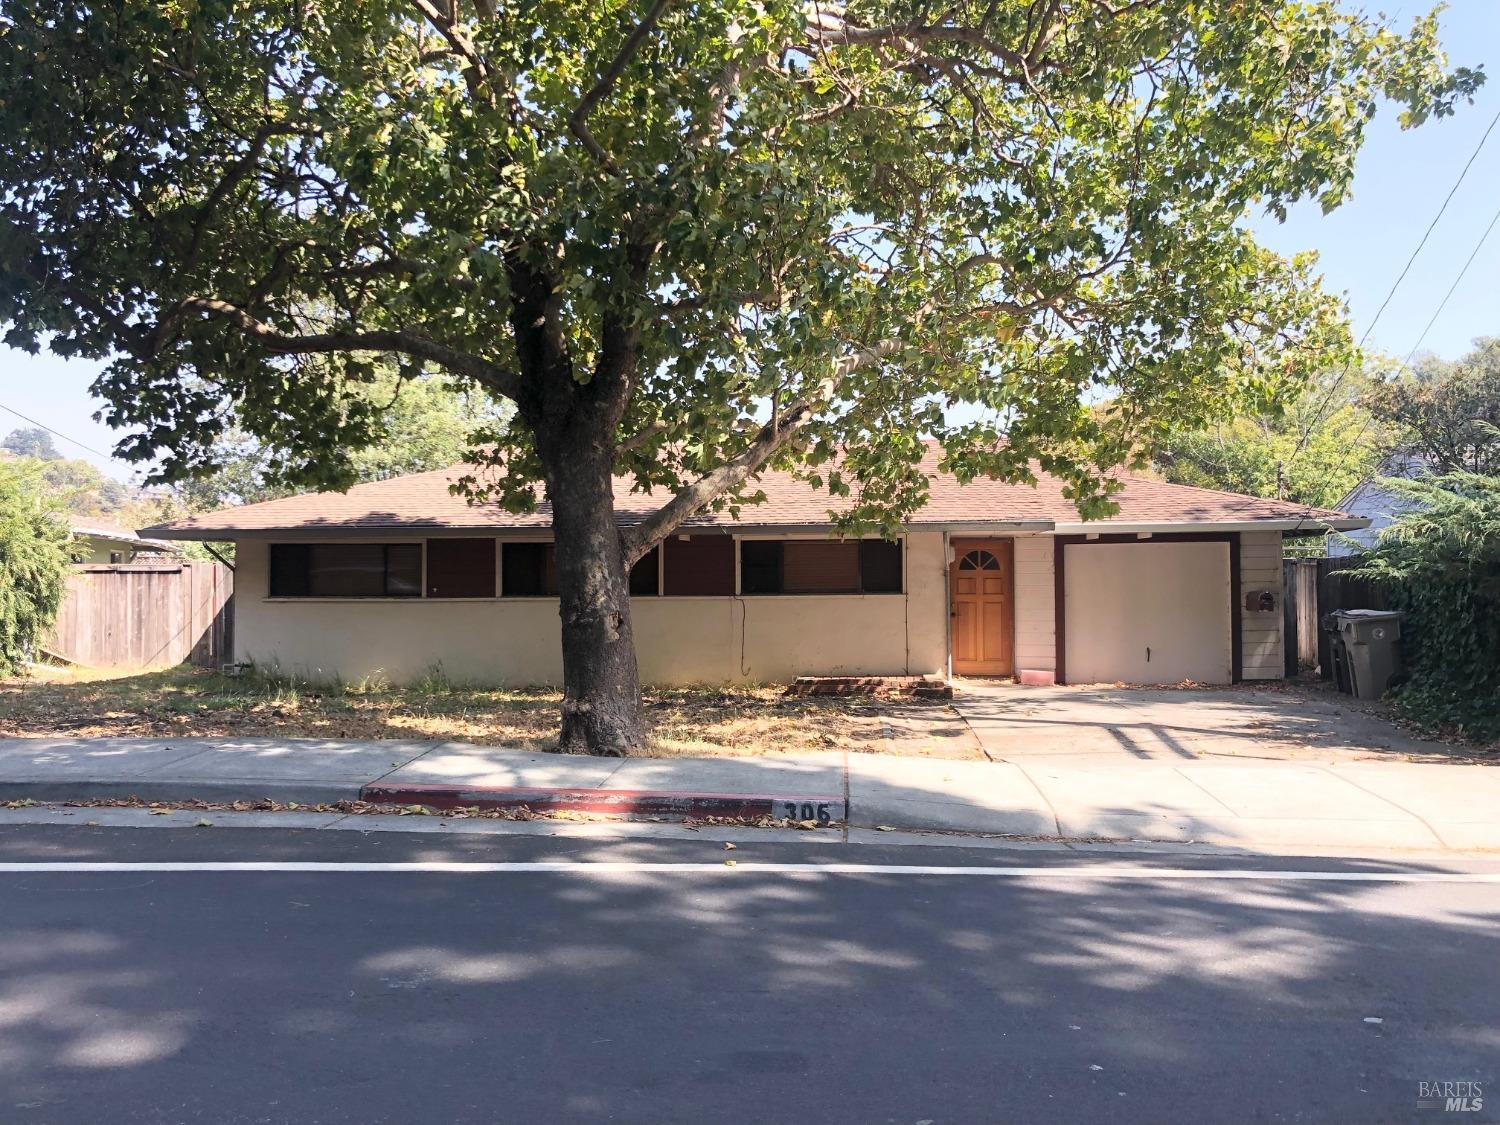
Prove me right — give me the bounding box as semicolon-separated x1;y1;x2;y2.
1281;557;1391;677
1281;559;1321;674
47;561;233;670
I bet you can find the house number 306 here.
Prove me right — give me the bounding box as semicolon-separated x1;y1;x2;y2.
781;802;833;824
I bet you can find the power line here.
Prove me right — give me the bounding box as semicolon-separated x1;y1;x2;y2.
1356;103;1500;353
1290;102;1500;463
1342;191;1500;456
0;400;118;462
1400;194;1500;368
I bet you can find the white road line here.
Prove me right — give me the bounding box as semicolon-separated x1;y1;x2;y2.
0;862;1496;882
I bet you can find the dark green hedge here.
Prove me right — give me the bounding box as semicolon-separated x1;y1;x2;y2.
1356;474;1500;741
0;462;71;675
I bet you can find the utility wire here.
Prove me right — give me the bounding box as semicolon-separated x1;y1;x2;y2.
1289;102;1500;464
1357;104;1500;352
1342;191;1500;456
0;400;118;462
1400;194;1500;368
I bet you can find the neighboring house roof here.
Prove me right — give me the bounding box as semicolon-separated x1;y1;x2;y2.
71;522;183;554
144;443;1367;540
1333;450;1432;512
1328;451;1433;557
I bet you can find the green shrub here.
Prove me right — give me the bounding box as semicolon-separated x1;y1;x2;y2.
0;462;72;674
1355;474;1500;740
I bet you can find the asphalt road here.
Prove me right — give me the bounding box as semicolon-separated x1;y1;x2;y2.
0;825;1496;1124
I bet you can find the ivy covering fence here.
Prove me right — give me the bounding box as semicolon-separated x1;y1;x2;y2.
1356;474;1500;741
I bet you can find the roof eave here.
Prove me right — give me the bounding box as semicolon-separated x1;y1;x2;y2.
76;528;183;551
145;517;1062;540
1050;517;1371;535
148;516;1368;540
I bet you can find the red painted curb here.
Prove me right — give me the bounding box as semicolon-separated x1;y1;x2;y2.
359;783;845;824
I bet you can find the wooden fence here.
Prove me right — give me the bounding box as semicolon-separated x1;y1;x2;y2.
46;560;233;671
1282;556;1390;677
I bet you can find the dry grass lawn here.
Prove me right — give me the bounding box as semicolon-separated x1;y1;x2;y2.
0;665;984;759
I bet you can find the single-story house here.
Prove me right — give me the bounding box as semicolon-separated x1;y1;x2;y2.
144;444;1367;687
70;522;183;564
1326;452;1431;557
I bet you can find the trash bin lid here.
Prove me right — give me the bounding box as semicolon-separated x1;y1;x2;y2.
1335;608;1402;642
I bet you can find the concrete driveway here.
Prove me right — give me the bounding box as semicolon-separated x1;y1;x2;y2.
950;681;1478;765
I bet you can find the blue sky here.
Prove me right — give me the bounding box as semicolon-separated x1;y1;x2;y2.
3;1;1498;481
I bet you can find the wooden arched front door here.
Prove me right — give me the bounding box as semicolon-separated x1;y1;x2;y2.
950;539;1014;676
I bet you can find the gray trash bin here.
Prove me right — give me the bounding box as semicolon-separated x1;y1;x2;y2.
1334;610;1403;700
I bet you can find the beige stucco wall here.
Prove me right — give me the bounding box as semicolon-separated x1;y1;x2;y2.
1011;535;1056;675
1239;530;1285;680
232;532;948;686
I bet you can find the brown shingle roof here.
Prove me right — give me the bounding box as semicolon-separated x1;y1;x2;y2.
144;443;1360;538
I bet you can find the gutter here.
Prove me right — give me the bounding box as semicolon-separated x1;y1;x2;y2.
1049;518;1372;535
145;516;1366;541
143;519;1060;541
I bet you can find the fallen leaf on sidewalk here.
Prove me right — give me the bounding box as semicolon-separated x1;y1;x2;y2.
194;819;213;828
148;808;172;816
723;842;737;850
875;825;896;832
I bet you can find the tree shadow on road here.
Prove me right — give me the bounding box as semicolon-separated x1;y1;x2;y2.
0;832;1495;1124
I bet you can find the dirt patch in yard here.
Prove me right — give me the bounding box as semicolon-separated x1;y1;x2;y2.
0;666;985;760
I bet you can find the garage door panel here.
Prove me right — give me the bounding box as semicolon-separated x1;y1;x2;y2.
1064;542;1232;685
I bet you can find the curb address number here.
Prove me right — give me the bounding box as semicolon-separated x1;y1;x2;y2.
779;801;835;824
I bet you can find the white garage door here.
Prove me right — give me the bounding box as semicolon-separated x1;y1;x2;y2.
1063;541;1232;685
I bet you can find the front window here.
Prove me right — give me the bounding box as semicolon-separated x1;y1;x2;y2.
739;539;903;595
269;543;422;598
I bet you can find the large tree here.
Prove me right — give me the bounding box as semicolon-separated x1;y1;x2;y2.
1155;366;1392;509
1366;339;1500;477
0;2;1478;753
173;368;511;508
2;426;61;460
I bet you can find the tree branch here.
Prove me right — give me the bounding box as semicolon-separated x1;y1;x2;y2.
410;0;492;97
570;0;675;172
168;297;521;400
618;340;902;562
184;121;303;273
617;419;672;456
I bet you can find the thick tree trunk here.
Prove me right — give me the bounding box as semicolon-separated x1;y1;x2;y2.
537;440;646;756
505;252;649;756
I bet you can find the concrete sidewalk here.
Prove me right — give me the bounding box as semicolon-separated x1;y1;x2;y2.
1;735;1498;853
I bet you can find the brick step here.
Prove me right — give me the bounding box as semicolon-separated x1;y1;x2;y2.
784;676;954;700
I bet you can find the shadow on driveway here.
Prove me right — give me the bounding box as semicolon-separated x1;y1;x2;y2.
952;681;1490;765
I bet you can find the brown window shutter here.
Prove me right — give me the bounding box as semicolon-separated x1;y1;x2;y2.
426;538;496;598
664;535;735;596
782;541;860;593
